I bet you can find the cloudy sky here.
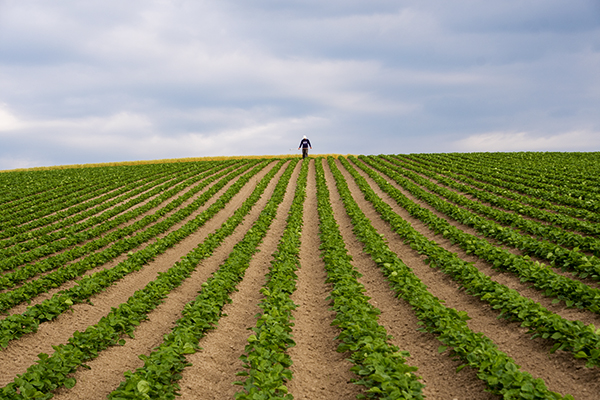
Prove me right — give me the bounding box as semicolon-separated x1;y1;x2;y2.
1;0;600;169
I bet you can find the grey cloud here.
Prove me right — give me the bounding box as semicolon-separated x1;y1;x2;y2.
0;0;599;169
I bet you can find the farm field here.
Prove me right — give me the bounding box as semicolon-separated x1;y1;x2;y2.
1;153;600;399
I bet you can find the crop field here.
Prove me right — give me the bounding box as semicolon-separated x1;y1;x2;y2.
2;152;600;399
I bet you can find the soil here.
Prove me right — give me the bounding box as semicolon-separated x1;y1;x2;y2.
0;157;597;399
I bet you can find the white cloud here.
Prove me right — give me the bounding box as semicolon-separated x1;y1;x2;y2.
453;130;600;152
1;1;600;169
0;156;43;171
0;105;23;131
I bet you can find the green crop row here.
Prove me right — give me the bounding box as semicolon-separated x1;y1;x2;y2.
346;156;600;370
0;163;146;209
317;159;425;400
376;155;600;276
427;152;600;199
0;163;181;229
0;160;288;400
0;169;166;249
0;161;228;264
410;153;600;223
0;160;268;347
0;161;248;306
404;154;600;213
0;161;222;252
0;168;86;208
0;167;132;222
334;157;570;399
444;152;600;194
234;159;308;399
359;156;600;315
107;160;297;400
388;155;600;235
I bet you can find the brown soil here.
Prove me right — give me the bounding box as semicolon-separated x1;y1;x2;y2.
0;164;228;295
1;157;598;400
286;160;362;400
0;161;278;387
0;164;245;315
340;158;600;399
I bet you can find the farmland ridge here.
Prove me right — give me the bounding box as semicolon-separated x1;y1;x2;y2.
1;152;600;399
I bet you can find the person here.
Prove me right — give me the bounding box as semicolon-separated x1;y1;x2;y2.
298;135;312;159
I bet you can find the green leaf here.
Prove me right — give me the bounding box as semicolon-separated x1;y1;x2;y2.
64;377;77;389
137;380;150;394
183;342;195;354
277;385;288;394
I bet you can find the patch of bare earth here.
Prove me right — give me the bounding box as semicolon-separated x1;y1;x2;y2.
0;161;279;390
286;160;362;400
353;158;600;326
377;158;600;292
0;164;245;317
176;161;301;399
323;159;498;400
50;161;289;400
341;158;600;399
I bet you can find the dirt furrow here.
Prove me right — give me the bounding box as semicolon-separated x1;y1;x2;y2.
50;161;289;400
0;161;278;388
323;159;498;399
381;159;600;290
176;160;301;399
1;164;248;317
287;160;361;400
350;158;600;328
337;158;600;400
0;164;225;289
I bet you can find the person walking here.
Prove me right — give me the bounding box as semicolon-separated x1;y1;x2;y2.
298;135;312;159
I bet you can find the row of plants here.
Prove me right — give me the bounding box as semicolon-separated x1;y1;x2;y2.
0;161;225;255
0;169;166;248
375;155;600;275
344;156;600;370
0;162;182;230
1;161;219;245
389;155;600;233
0;161;231;267
0;161;246;296
445;152;600;193
0;160;270;346
1;177;118;228
1;161;205;215
0;165;133;217
105;159;298;399
359;156;600;315
435;152;600;199
234;159;308;399
403;154;600;213
332;157;572;399
0;169;72;207
1;159;291;400
413;153;600;223
316;159;425;400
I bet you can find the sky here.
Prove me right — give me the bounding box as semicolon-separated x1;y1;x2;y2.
1;0;600;169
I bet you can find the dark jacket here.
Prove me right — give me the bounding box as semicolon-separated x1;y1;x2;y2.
299;138;311;148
